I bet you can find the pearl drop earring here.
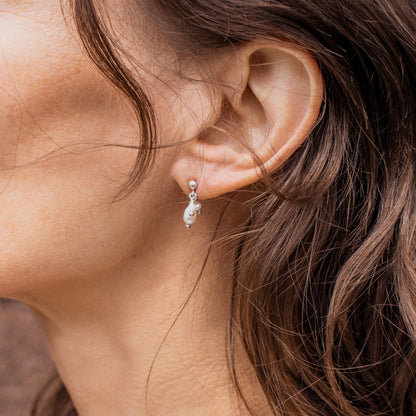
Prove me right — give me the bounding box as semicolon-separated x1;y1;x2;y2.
183;180;202;229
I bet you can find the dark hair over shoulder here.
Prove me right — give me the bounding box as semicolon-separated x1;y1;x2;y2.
33;1;416;415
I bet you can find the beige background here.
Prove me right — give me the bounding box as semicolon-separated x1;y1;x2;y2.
0;299;55;415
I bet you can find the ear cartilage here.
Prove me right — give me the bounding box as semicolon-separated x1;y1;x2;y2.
183;180;202;229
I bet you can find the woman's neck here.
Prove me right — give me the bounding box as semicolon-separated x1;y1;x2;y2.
24;218;267;415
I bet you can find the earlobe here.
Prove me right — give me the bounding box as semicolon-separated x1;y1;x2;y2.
171;41;324;199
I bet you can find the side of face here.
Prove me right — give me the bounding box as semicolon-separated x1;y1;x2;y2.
0;1;183;297
0;1;324;300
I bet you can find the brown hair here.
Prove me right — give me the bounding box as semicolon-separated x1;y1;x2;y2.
33;0;416;415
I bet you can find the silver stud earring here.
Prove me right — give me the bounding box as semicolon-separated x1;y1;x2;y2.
183;180;202;229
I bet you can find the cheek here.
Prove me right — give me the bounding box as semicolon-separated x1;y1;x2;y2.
0;12;138;163
0;8;146;296
0;150;144;298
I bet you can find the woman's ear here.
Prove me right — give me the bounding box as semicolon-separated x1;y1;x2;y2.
170;41;323;199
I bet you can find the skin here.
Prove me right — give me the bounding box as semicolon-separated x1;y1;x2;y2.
0;1;322;415
0;2;258;415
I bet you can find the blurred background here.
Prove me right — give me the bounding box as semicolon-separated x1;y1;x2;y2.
0;299;55;415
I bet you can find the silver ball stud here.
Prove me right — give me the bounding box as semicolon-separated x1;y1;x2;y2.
186;224;191;229
189;180;197;190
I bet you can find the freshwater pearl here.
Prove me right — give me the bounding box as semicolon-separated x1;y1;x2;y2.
183;205;197;225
